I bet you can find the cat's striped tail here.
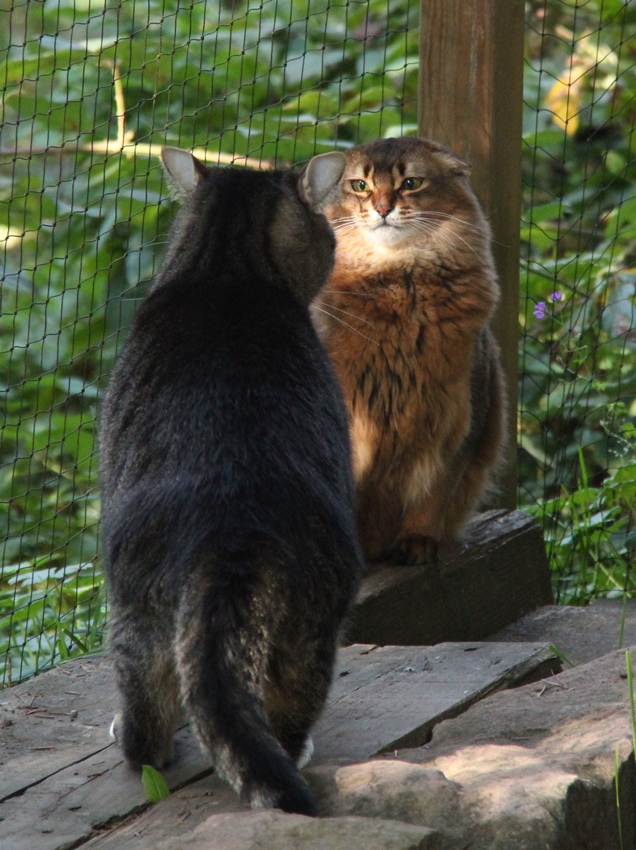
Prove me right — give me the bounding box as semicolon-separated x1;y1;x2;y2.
174;553;318;817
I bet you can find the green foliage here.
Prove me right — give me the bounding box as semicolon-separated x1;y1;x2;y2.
1;0;636;684
520;0;636;601
526;446;636;604
0;558;106;685
2;0;418;165
0;0;418;685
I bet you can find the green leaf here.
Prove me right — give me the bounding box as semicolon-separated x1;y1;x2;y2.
141;765;171;803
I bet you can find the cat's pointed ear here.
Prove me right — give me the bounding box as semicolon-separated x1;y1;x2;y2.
300;151;347;206
161;147;209;200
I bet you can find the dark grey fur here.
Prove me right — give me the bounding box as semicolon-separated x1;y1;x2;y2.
99;149;362;817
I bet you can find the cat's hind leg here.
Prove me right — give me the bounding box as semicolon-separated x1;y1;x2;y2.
109;610;180;770
264;628;337;765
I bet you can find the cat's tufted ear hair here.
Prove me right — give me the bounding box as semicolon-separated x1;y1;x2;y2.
299;151;347;207
160;147;210;202
428;142;470;178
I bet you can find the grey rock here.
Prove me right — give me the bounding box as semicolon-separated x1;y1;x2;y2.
147;810;442;850
311;646;636;850
312;761;467;844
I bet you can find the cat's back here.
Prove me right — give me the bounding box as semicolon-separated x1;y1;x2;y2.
111;251;320;408
100;156;354;532
104;249;340;438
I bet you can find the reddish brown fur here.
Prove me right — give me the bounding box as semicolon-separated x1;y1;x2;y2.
314;137;506;564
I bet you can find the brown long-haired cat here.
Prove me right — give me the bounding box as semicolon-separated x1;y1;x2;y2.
313;136;506;565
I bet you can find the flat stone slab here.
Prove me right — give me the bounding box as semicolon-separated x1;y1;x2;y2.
88;809;443;850
490;598;636;666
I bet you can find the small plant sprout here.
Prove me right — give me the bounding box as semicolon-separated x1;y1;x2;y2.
141;765;171;803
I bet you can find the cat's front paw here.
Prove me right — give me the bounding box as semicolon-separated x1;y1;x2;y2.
389;534;439;566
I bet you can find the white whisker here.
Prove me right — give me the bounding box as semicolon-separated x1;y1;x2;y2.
316;301;373;327
414;211;506;247
406;218;481;259
405;210;486;235
331;223;360;237
323;289;375;299
326;202;487;260
312;305;379;345
329;215;359;225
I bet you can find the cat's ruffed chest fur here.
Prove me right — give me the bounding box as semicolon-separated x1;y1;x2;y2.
319;257;489;483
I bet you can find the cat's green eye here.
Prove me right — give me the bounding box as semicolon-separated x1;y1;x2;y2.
350;179;369;193
401;177;424;191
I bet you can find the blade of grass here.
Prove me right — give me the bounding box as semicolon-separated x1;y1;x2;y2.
626;650;636;753
615;744;624;850
547;643;575;668
619;596;627;649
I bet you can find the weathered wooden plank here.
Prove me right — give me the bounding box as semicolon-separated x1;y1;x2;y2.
312;642;558;760
0;641;557;850
0;657;115;799
76;773;242;849
419;0;525;507
0;727;213;850
348;510;554;647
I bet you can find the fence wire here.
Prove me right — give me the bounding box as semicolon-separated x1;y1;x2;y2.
520;0;636;603
0;0;418;686
1;0;635;686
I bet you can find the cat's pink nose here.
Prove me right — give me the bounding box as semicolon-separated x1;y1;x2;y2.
375;201;393;218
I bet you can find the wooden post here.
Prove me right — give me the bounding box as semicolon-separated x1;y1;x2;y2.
418;0;524;508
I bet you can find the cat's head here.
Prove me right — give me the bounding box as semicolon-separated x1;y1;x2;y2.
160;147;346;305
321;137;488;259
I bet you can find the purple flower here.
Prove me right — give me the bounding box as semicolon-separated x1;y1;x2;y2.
550;291;563;302
533;301;548;319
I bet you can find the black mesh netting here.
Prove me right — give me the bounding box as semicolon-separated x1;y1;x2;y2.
1;0;635;685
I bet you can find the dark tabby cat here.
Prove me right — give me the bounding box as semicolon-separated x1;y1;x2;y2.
99;147;362;817
314;137;506;565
